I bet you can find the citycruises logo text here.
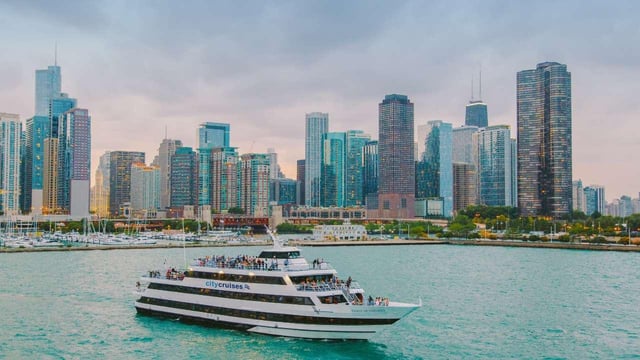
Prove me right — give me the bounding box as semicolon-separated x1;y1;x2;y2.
205;281;250;290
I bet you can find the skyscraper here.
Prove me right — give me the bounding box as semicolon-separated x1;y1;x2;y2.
321;132;346;207
474;125;515;207
170;147;198;208
572;180;586;213
345;130;370;207
197;122;230;206
363;140;379;208
22;115;49;214
305;112;328;207
109;151;145;216
210;147;238;212
452;126;479;164
416;120;453;217
0;113;21;215
58;108;91;216
378;94;414;218
90;151;110;217
465;101;488;128
157;138;183;209
453;163;477;212
465;73;488;128
267;148;281;179
238;153;270;216
130;163;161;214
584;185;605;216
517;61;572;218
35;65;61;116
296;159;305;206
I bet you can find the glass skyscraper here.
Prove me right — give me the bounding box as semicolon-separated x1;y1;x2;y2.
517;62;572;218
416;120;453;217
58;108;91;216
321;132;346;207
465;101;488;128
22;115;49;213
304;112;328;207
170;147;198;207
474;125;514;207
197;122;230;206
363;140;378;208
378;94;414;218
35;65;61;116
345;130;370;207
109;151;145;216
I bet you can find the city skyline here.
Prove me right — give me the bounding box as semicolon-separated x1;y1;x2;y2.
1;1;639;199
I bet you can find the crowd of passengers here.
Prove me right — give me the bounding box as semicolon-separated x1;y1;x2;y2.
367;296;390;306
145;268;185;280
296;275;352;291
195;255;280;270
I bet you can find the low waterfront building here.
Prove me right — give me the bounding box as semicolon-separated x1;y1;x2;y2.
312;219;367;241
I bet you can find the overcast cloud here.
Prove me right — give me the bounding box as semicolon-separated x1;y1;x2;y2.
1;0;639;199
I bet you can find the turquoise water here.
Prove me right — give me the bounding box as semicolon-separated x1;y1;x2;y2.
1;245;639;359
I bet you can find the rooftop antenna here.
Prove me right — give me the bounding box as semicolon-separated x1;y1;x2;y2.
470;75;474;101
479;64;483;101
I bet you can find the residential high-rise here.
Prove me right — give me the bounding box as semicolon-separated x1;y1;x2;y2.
305;112;328;207
270;178;298;206
584;185;605;216
378;94;415;218
453;163;477;212
296;159;305;205
416;120;453;217
474;125;515;207
238;153;270;216
197;122;230;206
170;147;198;208
572;180;586;213
0;113;21;215
345;130;370;207
43;94;76;213
156;139;183;209
35;65;61;117
21;115;49;214
90;151;110;217
109;151;145;216
210;147;238;212
58;108;91;216
321;132;346;207
517;61;572;218
267;148;283;179
130;163;161;214
452;126;479;164
363;140;379;208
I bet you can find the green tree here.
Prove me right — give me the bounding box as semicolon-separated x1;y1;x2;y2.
228;207;245;214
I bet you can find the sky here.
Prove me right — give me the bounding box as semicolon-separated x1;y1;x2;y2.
1;0;639;201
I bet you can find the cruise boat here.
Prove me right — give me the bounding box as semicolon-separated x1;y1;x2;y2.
134;229;421;340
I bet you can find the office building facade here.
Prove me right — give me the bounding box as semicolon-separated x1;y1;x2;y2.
170;147;197;208
378;94;415;218
0;113;21;215
197;122;230;206
109;151;145;216
474;125;514;207
416;120;453;217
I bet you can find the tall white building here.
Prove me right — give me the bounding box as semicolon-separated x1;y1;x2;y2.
130;163;161;214
0;113;21;215
452;125;479;164
304;112;328;206
572;180;586;213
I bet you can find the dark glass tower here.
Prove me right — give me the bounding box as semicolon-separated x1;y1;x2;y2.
465;101;488;128
377;94;414;218
517;62;572;218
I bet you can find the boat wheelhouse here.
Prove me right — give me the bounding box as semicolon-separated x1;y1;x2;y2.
134;229;420;340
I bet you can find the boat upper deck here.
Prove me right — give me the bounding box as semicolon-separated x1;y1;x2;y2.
191;254;335;273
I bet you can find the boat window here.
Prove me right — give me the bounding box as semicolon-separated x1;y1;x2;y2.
318;295;348;304
258;251;299;259
189;271;286;285
147;283;314;305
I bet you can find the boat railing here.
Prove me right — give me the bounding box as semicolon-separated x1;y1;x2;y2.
296;281;362;292
191;259;334;272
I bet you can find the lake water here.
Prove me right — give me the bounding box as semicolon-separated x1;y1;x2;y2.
1;245;639;359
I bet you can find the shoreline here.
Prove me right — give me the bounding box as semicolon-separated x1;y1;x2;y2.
1;238;639;253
